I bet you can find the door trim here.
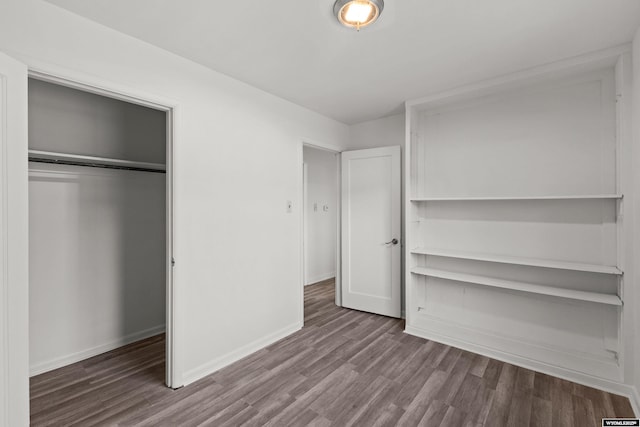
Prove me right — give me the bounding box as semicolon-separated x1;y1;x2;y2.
26;66;183;388
0;50;29;427
303;162;308;285
1;60;9;427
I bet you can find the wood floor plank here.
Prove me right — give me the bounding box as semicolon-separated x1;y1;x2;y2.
338;376;396;426
469;387;495;426
482;358;504;390
530;396;553;427
583;386;616;423
308;367;360;415
436;346;463;374
551;390;575;427
514;366;535;392
187;398;251;427
30;279;635;426
571;394;597;427
373;403;405;427
450;372;485;413
611;392;636;417
469;354;491;378
437;350;474;404
505;389;533;427
423;341;452;369
439;405;467;427
418;399;449;426
349;333;398;373
362;338;418;378
396;370;448;425
242;393;296;426
394;363;437;410
346;378;405;426
485;363;518;426
320;372;388;421
533;371;553;401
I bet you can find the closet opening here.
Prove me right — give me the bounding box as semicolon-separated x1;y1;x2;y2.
27;74;175;397
302;144;340;322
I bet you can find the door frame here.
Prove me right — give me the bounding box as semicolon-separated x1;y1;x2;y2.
299;140;342;320
26;64;182;389
0;51;29;426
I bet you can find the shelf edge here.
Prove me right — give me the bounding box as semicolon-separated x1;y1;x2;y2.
410;267;622;306
409;248;623;275
410;194;623;202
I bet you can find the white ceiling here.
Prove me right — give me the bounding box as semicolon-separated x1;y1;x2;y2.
45;0;640;124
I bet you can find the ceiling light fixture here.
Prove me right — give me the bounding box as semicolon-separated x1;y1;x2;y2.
334;0;384;31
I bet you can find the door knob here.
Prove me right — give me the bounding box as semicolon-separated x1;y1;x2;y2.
385;238;399;245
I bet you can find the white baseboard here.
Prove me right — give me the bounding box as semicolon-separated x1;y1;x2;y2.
182;321;303;386
405;326;639;414
29;324;166;377
305;272;335;286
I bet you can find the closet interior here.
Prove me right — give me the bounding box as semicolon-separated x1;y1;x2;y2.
28;78;168;376
404;53;632;383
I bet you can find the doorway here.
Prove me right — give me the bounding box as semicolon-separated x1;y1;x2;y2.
300;143;402;322
302;144;340;320
26;73;175;390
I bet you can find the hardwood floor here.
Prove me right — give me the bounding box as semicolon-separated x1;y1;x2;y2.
31;280;635;426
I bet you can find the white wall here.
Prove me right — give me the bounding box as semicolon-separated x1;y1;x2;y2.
633;26;640;411
29;79;166;162
303;147;337;285
0;1;350;419
29;165;166;375
347;113;405;150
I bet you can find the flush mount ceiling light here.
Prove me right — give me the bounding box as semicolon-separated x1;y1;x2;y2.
333;0;384;31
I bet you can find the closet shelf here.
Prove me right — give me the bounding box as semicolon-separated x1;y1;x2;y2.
410;247;622;275
28;150;166;172
410;194;623;202
410;267;622;306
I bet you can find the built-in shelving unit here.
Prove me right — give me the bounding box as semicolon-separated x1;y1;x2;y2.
410;267;622;306
410;247;622;275
404;50;632;383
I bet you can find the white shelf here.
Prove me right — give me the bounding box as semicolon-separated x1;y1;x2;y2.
410;267;622;306
410;247;622;275
410;194;623;202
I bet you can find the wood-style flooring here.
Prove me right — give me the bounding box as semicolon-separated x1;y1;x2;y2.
30;279;635;426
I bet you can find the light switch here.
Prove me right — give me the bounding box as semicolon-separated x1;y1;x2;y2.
314;203;318;212
286;200;293;213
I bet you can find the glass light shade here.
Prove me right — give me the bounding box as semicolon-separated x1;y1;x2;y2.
334;0;384;30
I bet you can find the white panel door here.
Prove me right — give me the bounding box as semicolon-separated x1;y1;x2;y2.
0;51;29;427
341;146;401;318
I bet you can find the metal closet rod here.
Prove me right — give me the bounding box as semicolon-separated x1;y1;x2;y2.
28;150;166;173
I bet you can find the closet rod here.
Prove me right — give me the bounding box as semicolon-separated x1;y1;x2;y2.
28;149;166;173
